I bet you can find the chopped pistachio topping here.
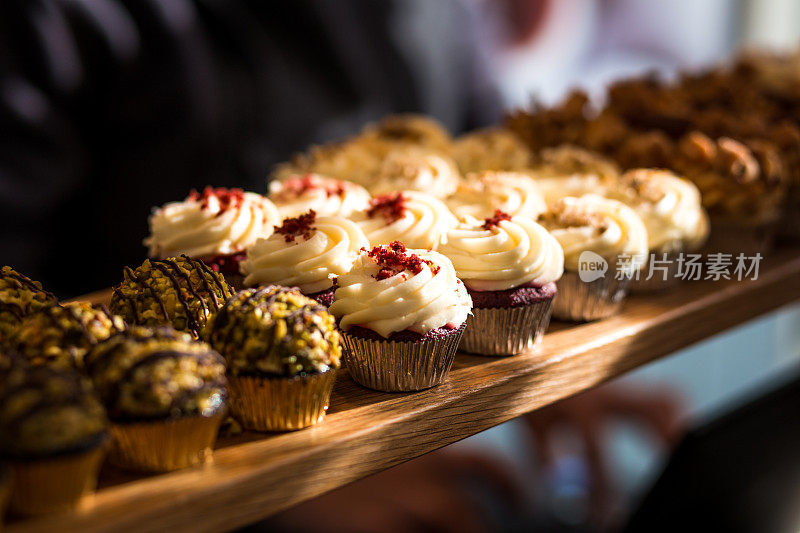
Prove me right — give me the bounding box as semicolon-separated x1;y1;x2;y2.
205;286;341;378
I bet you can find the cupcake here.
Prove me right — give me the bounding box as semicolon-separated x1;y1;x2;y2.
110;256;234;338
353;191;457;250
13;302;126;370
359;113;453;153
84;327;227;472
240;211;368;307
611;169;709;290
539;195;648;321
145;187;279;284
268;173;370;219
0;364;108;515
440;212;564;355
329;242;472;392
451;127;535;174
369;146;461;199
205;286;341;431
0;267;58;347
528;145;621;206
446;171;547;221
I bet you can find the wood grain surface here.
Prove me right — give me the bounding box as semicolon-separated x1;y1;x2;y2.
9;248;800;533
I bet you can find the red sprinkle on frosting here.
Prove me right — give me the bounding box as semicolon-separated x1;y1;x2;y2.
188;186;246;215
366;193;406;223
482;210;512;230
368;241;439;280
277;174;346;199
274;210;317;242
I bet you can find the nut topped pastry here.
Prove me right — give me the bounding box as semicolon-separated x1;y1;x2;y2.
353;191;457;250
85;327;227;421
13;302;125;370
110;256;234;338
268;173;370;219
145;187;280;279
451;127;535;173
0;267;57;346
447;171;547;221
359;113;453;153
240;211;368;306
205;286;341;431
370;146;461;199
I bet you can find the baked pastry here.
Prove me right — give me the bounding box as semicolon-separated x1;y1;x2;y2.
145;187;279;283
85;326;227;471
110;256;234;338
450;127;535;173
240;211;368;306
353;191;457;250
369;146;461;198
205;286;341;431
539;195;648;321
0;364;108;515
0;267;57;347
13;302;125;370
447;171;547;221
528;145;621;205
359;113;453;153
268;173;370;219
440;212;563;355
611;169;709;290
330;242;472;391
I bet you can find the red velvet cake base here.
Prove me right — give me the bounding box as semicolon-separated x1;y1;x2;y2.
467;281;557;309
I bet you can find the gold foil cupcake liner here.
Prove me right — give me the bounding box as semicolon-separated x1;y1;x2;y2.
460;300;554;356
553;271;631;322
8;438;107;516
629;251;682;292
109;412;224;472
340;325;465;392
228;371;337;432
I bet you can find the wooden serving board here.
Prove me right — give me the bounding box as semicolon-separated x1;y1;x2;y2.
9;248;800;533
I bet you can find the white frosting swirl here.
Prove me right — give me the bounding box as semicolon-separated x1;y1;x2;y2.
354;191;457;250
241;215;369;294
369;147;461;199
539;195;648;272
440;216;564;291
447;172;547;221
612;169;710;252
145;188;280;259
329;246;472;337
269;174;370;219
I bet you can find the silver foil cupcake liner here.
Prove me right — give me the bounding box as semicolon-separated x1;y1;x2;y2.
629;251;682;292
460;299;554;356
553;271;631;322
340;325;465;392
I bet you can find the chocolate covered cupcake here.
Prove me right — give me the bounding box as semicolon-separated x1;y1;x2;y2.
110;256;234;338
440;212;564;356
330;242;472;391
205;286;341;431
145;187;280;284
0;363;108;515
0;267;57;347
13;302;125;370
85;327;227;472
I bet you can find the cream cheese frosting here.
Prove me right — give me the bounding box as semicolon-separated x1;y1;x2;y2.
539;195;648;272
329;242;472;337
354;191;457;250
451;128;534;173
440;214;564;291
369;147;461;199
268;174;370;219
447;171;547;221
145;187;280;259
611;169;710;252
240;212;369;294
528;145;621;205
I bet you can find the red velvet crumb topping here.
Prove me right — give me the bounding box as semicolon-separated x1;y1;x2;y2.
274;210;317;242
366;193;406;223
278;174;346;199
368;241;439;280
482;210;512;230
188;187;245;215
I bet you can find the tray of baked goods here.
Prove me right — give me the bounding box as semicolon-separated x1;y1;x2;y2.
3;51;800;532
